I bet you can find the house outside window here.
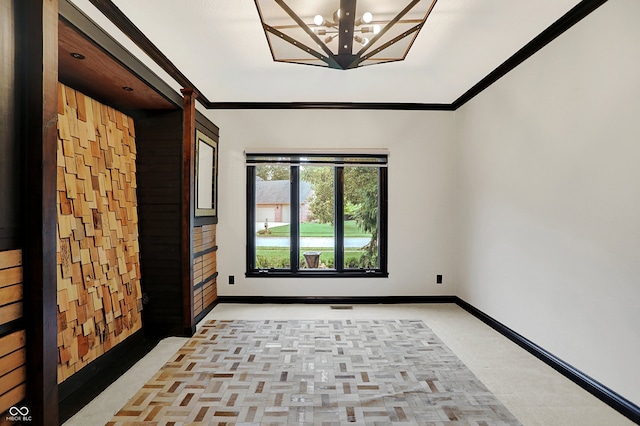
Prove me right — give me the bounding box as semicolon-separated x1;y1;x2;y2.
255;179;313;225
246;149;388;278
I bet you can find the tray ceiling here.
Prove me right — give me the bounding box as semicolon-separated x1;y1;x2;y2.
70;0;583;104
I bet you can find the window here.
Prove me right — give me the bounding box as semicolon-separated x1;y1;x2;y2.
246;149;388;277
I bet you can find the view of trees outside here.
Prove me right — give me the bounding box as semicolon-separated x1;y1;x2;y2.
298;166;334;269
342;166;379;269
256;164;289;181
255;164;379;270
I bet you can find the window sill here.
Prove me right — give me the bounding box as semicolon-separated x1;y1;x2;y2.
246;270;388;278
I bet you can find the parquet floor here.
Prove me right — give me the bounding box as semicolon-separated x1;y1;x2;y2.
108;319;520;425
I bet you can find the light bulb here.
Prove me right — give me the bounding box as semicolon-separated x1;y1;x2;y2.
362;12;373;23
373;24;381;34
314;15;324;26
354;36;369;46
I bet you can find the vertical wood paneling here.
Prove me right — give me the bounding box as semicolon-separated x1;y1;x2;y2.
131;109;220;336
0;250;25;415
56;84;142;383
0;0;20;251
135;110;184;337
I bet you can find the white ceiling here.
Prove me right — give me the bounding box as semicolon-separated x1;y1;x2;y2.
71;0;582;104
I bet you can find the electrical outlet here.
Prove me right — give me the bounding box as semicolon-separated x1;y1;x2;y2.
436;274;443;284
229;275;235;285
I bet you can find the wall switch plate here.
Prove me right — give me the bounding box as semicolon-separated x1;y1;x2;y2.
436;274;443;284
229;275;235;285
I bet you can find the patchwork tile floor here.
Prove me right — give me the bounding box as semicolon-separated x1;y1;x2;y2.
66;304;634;426
107;319;520;425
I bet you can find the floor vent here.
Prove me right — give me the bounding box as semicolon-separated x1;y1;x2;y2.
330;305;353;310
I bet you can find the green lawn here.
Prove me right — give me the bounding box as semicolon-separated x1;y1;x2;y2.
262;220;371;237
256;246;367;269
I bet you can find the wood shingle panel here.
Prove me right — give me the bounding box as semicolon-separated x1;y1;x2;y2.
56;84;142;383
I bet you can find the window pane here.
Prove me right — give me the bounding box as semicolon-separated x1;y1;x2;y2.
343;167;379;269
255;165;290;269
299;166;335;269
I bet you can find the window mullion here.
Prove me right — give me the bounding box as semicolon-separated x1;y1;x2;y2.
378;167;388;272
290;166;300;272
246;166;256;271
335;167;344;272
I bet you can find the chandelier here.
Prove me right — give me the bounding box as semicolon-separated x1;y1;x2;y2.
254;0;438;70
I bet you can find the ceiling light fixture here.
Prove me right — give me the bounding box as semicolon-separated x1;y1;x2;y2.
254;0;438;70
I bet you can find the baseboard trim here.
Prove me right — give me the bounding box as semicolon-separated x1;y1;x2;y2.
58;329;160;423
216;295;457;304
455;297;640;424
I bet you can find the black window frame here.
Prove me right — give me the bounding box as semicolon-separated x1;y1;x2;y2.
246;152;388;278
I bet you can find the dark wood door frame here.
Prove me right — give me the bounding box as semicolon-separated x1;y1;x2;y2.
181;88;197;336
18;0;60;424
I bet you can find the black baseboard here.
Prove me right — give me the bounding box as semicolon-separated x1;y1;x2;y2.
58;330;160;423
216;295;457;305
455;297;640;424
143;320;187;339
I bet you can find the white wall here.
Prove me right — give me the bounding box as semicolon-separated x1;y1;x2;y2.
203;109;456;298
455;0;640;405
